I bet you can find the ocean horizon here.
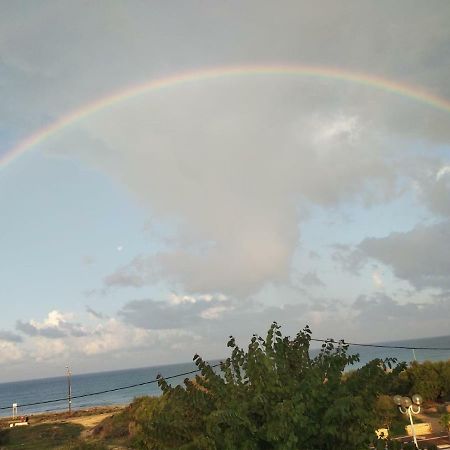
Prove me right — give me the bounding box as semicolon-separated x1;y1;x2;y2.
1;334;449;418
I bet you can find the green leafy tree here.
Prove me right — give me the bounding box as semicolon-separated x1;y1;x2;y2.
407;361;442;401
440;412;450;438
374;395;397;429
138;323;398;450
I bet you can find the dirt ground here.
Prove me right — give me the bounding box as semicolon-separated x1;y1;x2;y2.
0;405;125;428
64;412;115;428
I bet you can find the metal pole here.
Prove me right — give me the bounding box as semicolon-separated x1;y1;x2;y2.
408;406;419;449
66;366;72;414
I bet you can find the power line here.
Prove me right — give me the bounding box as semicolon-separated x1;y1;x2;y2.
1;337;450;413
0;364;220;411
309;338;450;351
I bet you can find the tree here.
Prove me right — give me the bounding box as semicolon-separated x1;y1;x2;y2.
138;323;398;450
440;412;450;438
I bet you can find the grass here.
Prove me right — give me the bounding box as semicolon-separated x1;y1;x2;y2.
0;422;85;449
0;397;162;449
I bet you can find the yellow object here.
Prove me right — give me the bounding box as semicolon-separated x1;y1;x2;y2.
375;428;389;439
405;422;432;436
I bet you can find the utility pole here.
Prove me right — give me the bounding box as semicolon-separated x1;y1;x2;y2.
66;366;72;414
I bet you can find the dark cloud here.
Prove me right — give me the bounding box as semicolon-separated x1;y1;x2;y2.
16;320;66;338
358;221;450;290
300;272;325;287
352;292;450;335
16;318;88;339
104;255;155;289
0;330;23;343
118;295;233;330
85;306;107;320
331;244;366;274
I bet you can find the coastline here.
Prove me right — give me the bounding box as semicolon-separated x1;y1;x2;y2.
0;404;126;427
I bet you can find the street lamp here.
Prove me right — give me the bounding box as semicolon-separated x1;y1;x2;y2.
393;394;423;449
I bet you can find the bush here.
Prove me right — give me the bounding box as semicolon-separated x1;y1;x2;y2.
407;361;441;401
136;322;400;450
0;428;10;445
91;395;162;443
374;394;398;429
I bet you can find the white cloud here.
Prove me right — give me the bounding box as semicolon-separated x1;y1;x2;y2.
311;113;360;145
0;341;24;362
436;165;450;181
30;338;67;362
17;310;87;338
200;305;234;320
372;270;384;289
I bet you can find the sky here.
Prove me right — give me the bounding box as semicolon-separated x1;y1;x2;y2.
0;0;449;381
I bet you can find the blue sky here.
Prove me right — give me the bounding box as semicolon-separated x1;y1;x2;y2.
0;0;449;381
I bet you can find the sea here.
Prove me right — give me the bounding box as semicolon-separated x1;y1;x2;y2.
1;335;450;418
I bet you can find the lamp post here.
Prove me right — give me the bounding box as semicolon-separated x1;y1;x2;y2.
393;394;423;449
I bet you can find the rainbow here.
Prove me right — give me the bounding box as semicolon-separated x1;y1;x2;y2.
2;64;450;170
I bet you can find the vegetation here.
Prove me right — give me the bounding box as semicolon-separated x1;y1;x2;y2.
403;360;450;402
131;322;399;449
440;412;450;437
2;323;450;449
0;423;84;449
87;395;162;447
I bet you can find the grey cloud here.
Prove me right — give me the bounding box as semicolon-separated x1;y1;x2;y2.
300;272;325;287
92;80;397;296
16;320;88;339
118;295;233;330
353;293;450;333
85;306;107;320
357;221;450;290
0;330;23;343
331;244;366;274
2;1;450;367
353;293;419;323
3;1;450;299
104;256;152;289
415;163;450;217
16;320;66;338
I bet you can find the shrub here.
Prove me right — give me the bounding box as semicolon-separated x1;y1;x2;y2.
137;322;399;450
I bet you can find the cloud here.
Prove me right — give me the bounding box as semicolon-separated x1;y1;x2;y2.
403;159;450;217
118;294;233;330
4;1;450;302
352;293;450;335
16;310;88;339
436;166;450;181
371;270;384;289
86;305;107;320
0;341;24;363
3;2;450;378
300;272;325;287
16;320;66;338
88;78;399;297
0;330;23;343
331;244;366;274
357;221;450;290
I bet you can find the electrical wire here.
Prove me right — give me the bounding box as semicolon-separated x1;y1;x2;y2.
0;364;220;411
2;336;450;413
309;338;450;351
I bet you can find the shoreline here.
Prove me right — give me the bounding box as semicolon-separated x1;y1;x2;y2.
0;404;127;427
